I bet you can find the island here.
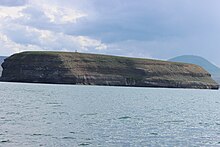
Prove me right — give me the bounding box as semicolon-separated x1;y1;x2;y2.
1;51;219;89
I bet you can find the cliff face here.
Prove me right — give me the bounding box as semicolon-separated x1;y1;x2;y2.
1;51;219;89
0;56;6;76
169;55;220;84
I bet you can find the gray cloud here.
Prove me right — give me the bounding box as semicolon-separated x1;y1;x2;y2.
0;0;220;66
72;0;220;65
0;1;106;56
68;0;220;42
0;0;27;6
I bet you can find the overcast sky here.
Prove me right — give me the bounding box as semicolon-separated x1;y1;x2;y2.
0;0;220;66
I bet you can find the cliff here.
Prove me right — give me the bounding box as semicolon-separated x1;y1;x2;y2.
0;56;6;76
169;55;220;84
1;51;219;89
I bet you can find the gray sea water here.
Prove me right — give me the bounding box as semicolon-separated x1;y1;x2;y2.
0;82;220;147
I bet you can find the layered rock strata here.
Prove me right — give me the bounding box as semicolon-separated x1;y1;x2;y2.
1;51;219;89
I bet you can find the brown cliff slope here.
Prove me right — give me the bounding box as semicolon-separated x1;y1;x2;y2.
1;51;219;89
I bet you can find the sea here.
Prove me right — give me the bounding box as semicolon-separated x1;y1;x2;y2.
0;82;220;147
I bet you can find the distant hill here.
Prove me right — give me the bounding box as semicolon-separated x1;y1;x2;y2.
0;56;7;77
169;55;220;84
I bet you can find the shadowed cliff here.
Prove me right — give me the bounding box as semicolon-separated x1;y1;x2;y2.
1;51;219;89
0;56;7;76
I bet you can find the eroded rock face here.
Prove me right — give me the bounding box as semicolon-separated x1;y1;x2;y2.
0;56;6;77
1;51;219;89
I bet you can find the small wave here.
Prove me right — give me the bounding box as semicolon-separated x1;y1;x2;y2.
0;140;10;143
32;133;43;136
79;142;91;146
31;133;52;137
62;137;75;140
163;120;184;123
46;102;62;105
80;113;98;117
150;133;158;135
69;132;76;134
118;116;131;120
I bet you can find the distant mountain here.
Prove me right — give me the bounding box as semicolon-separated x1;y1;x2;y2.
169;55;220;84
0;56;7;77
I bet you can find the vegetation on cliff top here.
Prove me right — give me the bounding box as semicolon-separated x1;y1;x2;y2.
11;51;196;65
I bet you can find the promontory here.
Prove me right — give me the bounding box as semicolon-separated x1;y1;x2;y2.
1;51;219;89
